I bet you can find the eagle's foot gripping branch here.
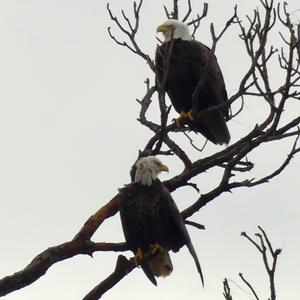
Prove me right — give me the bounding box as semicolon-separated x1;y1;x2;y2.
175;111;187;128
185;110;194;121
150;243;164;255
134;247;144;267
175;110;195;127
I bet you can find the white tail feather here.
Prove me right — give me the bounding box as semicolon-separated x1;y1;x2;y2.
148;251;173;277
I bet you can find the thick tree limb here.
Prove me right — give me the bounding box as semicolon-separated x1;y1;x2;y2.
82;255;135;300
0;238;127;297
75;195;121;240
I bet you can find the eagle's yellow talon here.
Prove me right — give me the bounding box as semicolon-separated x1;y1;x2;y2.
150;242;164;254
180;111;186;118
175;111;187;128
186;110;194;121
175;117;183;128
134;247;144;266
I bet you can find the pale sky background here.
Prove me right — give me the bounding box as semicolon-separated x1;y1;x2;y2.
0;0;299;299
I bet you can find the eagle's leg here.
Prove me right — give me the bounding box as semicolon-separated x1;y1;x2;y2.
185;110;195;121
175;111;187;128
150;242;164;254
134;247;144;267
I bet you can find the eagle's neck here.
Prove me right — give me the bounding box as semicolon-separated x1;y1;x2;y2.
164;30;191;43
134;168;158;186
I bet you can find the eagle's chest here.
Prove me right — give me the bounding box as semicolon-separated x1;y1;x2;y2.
124;195;164;251
126;194;160;225
165;55;197;113
135;200;152;216
167;56;193;84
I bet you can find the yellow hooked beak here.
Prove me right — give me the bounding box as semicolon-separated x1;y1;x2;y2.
156;24;172;33
159;164;169;172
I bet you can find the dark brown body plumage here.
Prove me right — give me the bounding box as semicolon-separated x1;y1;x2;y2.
119;180;203;285
155;39;230;145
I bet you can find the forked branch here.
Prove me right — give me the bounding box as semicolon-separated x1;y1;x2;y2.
223;226;281;300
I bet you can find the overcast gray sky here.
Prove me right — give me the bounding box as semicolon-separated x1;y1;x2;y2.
0;0;299;299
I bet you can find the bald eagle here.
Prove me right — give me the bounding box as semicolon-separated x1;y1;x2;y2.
119;156;204;286
156;20;230;145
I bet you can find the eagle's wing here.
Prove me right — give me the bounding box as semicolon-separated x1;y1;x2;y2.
119;184;158;286
191;40;229;119
161;186;204;286
187;40;230;144
118;185;136;251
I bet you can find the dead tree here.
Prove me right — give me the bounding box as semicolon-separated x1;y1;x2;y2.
223;226;281;300
0;1;299;299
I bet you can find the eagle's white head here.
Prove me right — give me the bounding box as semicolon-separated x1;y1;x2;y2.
156;19;191;42
134;156;169;186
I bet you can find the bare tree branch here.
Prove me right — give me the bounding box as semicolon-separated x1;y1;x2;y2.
82;255;135;300
239;273;260;300
106;1;155;71
0;236;127;297
223;278;234;300
185;219;205;230
224;226;281;300
240;226;281;300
